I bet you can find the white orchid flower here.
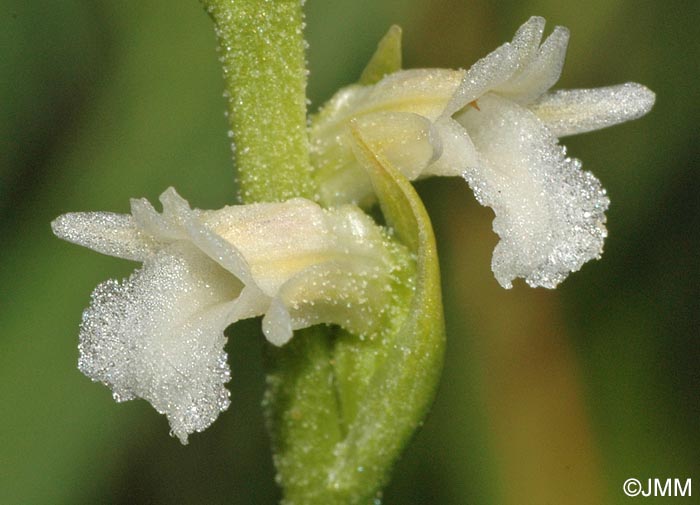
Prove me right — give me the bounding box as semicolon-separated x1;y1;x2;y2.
52;188;406;442
311;16;655;288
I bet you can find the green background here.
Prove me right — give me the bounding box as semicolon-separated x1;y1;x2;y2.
1;0;697;503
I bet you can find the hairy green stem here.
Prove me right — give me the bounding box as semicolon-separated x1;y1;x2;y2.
200;5;445;503
201;0;315;203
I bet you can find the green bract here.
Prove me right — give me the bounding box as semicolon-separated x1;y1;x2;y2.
263;128;444;504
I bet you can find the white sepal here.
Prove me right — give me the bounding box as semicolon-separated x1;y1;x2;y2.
530;83;656;137
52;212;157;261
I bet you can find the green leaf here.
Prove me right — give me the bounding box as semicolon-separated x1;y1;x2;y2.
263;124;445;504
359;25;403;85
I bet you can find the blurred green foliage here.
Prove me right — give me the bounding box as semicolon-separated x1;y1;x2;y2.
1;1;697;504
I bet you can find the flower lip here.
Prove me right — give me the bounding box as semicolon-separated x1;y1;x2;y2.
77;241;239;443
456;93;610;288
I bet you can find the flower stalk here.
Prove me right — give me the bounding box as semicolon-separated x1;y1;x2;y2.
200;0;315;203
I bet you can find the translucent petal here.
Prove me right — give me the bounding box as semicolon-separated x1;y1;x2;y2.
261;298;294;346
443;42;519;117
530;83;656;137
78;242;243;443
455;94;609;288
326;204;392;259
264;257;391;346
310;69;462;206
495;26;570;104
314;160;375;207
349;112;438;180
51;212;157;261
355;68;462;119
227;285;270;322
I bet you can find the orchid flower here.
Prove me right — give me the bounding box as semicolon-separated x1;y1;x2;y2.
52;188;409;442
311;16;655;288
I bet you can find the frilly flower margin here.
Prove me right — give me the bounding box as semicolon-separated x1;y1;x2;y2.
311;15;655;288
52;188;410;443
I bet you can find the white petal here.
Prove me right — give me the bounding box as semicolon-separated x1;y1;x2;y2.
204;199;334;295
455;94;609;288
261;298;294;346
158;188;255;285
530;83;656;137
78;242;243;443
129;188;256;285
443;42;519;117
351;68;462;120
130;195;185;242
510;16;546;69
311;69;462;139
423;116;480;177
228;285;270;322
52;212;157;261
495;26;569;104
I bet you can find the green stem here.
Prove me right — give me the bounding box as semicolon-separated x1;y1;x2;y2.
201;0;315;203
